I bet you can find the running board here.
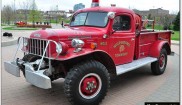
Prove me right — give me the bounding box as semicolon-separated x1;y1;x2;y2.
116;57;157;75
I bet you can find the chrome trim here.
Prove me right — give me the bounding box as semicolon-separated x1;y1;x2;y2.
24;63;35;72
116;57;157;75
71;39;85;48
107;12;115;19
25;70;51;89
71;39;85;52
37;41;50;71
4;61;20;77
17;37;60;59
15;37;61;72
13;37;22;61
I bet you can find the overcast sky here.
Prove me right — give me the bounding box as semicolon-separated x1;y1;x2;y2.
2;0;180;14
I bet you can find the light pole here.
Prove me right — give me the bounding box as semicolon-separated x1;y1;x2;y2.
14;0;16;24
56;5;58;25
32;0;35;28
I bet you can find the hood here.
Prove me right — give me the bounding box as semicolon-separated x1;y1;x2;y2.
30;27;107;41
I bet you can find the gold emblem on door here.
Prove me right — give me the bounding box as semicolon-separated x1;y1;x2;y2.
113;41;130;57
119;45;125;52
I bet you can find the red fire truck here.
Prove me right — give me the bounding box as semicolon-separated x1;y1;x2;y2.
4;0;174;105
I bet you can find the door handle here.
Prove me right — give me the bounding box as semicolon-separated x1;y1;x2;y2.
131;38;135;41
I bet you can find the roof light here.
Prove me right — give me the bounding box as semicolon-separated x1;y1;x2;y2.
91;0;99;7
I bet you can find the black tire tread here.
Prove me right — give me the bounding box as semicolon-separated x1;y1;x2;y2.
64;60;110;105
151;48;167;75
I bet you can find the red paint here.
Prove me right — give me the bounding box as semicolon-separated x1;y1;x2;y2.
92;0;99;2
27;6;172;66
159;54;165;68
149;40;168;58
15;21;26;26
81;76;99;96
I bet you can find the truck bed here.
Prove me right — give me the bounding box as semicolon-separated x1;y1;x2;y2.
135;30;172;59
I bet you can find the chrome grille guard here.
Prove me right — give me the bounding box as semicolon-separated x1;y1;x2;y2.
14;37;61;71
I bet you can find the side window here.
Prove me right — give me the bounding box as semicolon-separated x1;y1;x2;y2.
113;15;131;31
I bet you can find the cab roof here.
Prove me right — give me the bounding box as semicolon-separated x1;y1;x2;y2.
75;7;135;15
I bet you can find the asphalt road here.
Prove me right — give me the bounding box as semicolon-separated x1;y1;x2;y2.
1;44;179;105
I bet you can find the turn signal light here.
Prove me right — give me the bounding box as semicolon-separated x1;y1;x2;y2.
90;43;97;49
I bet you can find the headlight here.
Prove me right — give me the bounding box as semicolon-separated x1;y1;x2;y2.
56;43;62;54
71;39;85;52
71;39;84;48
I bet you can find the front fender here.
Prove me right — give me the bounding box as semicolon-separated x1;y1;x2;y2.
52;48;111;61
149;40;170;58
52;48;116;75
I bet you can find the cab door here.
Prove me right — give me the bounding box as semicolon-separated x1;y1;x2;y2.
109;13;135;65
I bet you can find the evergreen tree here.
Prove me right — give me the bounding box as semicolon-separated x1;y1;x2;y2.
173;11;180;31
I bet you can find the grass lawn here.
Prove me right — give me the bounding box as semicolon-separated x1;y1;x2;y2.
2;26;39;30
147;25;180;41
171;31;180;41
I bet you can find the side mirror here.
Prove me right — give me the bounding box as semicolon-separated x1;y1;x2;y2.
107;12;115;19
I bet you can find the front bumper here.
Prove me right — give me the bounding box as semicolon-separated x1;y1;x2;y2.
4;61;51;89
4;61;20;77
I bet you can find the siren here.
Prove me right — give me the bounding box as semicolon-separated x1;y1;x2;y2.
91;0;99;7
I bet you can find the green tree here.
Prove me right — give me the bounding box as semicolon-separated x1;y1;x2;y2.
1;5;14;25
173;11;180;31
147;14;152;19
28;1;42;27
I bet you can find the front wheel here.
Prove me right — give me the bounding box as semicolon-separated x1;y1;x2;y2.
64;60;110;105
151;48;167;75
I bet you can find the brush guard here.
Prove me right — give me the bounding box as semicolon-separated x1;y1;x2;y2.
4;37;61;89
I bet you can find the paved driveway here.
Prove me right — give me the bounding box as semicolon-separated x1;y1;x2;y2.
1;44;179;105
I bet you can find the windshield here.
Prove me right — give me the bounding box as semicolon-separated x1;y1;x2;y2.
70;12;108;27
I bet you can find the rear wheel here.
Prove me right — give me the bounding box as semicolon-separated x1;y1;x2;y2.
151;48;167;75
64;60;110;105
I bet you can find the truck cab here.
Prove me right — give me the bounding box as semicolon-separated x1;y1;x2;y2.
4;1;173;105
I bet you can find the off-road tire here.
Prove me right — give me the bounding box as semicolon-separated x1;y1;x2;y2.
151;48;167;75
64;60;110;105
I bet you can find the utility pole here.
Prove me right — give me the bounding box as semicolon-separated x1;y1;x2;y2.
56;5;58;25
14;0;16;24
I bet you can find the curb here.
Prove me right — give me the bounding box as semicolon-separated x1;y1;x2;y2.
171;41;180;45
171;43;180;45
1;37;18;47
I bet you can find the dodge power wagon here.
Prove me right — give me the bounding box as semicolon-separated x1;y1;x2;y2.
4;0;174;105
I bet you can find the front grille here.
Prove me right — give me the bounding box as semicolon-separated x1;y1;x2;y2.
19;37;59;59
28;39;49;57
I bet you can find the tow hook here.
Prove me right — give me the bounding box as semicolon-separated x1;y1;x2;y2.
16;58;25;70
